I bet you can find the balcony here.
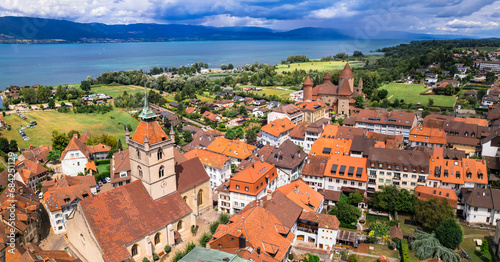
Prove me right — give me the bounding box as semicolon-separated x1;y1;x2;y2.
368;181;376;185
393;176;401;180
297;224;318;234
417;178;426;183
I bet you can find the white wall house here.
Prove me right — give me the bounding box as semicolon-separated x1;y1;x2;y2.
481;132;500;158
463;188;500;226
61;150;88;176
261;118;295;147
295;211;340;251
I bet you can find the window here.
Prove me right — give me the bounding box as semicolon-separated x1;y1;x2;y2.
379;179;384;182
197;190;204;207
154;233;161;245
245;186;249;192
159;166;165;178
474;207;478;212
177;220;184;230
157;149;163;160
138;166;143;178
120;171;127;178
131;244;139;256
137;150;141;160
236;185;240;190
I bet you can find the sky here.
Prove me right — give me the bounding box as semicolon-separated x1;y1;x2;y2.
1;0;500;37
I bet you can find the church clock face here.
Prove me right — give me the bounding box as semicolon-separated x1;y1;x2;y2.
161;180;167;188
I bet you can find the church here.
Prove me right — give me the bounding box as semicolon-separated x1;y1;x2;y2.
303;63;364;116
65;89;211;262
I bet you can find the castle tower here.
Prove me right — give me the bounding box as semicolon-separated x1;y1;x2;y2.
323;72;332;84
128;88;176;200
303;76;313;101
338;63;354;93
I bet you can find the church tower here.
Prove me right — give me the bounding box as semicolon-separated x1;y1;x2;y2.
338;63;354;93
127;88;176;200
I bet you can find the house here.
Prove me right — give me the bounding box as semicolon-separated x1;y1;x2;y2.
267;100;281;109
0;181;44;246
295;100;328;123
462;188;500;225
169;101;179;108
207;203;295;262
302;64;364;116
66;95;211;262
233;96;244;102
463;89;478;98
476;61;500;71
354;109;417;141
182;125;202;136
409;126;447;148
322;155;367;194
15;159;49;191
290;90;303;101
202;111;221;122
349;135;376;158
267;104;304;124
318;189;342;211
17;145;52;164
301;155;329;191
295;211;340;251
213;99;234;108
216;161;277;214
18;243;81;262
253;99;267;106
110;149;131;188
426;73;438;78
442;79;460;87
275;179;324;213
185;107;196;114
60;134;111;176
310;137;351;157
367;148;429;194
293;120;334;154
180;246;251;262
184;149;231;188
206;137;257;165
43;175;96;234
427;156;488;191
289;122;310;150
414;185;458;209
164;113;181;127
264;139;307;186
252;107;269;117
481;129;500;158
182;129;223;152
261;118;296;146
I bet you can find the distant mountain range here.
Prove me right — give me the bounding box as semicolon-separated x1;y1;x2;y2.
0;16;468;43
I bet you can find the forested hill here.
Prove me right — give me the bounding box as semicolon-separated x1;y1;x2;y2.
0;16;465;43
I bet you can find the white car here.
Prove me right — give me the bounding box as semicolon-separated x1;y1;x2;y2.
105;177;111;183
23;137;30;141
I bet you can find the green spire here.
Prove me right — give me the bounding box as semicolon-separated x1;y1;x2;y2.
138;87;157;120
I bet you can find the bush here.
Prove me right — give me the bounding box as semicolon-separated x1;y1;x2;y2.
348;254;359;262
199;232;212;247
480;238;489;253
153;253;159;261
401;239;409;262
367;236;378;243
142;258;150;262
288;254;294;260
219;213;230;224
164;245;171;253
210;221;220;234
171;250;185;262
95;159;111;165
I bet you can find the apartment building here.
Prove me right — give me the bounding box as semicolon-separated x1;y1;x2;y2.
367;148;429;194
261;117;296;146
354;110;417;141
427;156;488;191
184;148;232;188
323;155;367;193
409;126;447;148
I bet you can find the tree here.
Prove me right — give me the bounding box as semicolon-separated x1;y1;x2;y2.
221;64;228;70
370;186;417;213
227;63;234;70
378;89;388;99
480;238;489;253
182;130;193;143
48;98;55;109
354;95;364;108
245;128;257;143
225;126;244;139
348;190;364;205
67;130;80;139
348;254;359;262
302;253;320;262
198;232;211;247
47;150;62;161
422;109;431;118
428;98;434;107
415;198;454;231
0;138;9;153
81;80;91;92
51;131;70;151
486;71;495;85
435;218;463;249
410;230;461;262
329;196;361;226
9;140;18;152
117;139;123;151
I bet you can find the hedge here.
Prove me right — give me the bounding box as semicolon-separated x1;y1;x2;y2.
339;222;357;229
401;239;409;262
95;159;111;165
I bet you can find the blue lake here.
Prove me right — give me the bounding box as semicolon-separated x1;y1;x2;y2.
0;39;407;88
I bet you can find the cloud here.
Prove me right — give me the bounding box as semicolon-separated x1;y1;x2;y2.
308;2;358;19
447;19;499;28
200;14;273;27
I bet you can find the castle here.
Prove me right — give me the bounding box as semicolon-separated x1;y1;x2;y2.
303;63;363;116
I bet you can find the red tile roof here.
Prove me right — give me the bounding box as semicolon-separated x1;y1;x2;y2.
275;179;324;212
79;180;191;262
60;136;89;160
175;157;210;193
206;137;256;160
183;148;229;169
414;185;458;209
131;121;169;145
299;211;340;230
261;118;295;138
340;63;354;79
230;161;277;196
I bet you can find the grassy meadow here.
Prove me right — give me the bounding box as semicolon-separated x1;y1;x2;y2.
379;83;457;108
275;60;363;73
1;109;138;149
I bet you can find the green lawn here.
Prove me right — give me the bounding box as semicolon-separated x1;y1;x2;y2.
460;237;494;262
96;163;110;173
397;214;419;236
367;244;399;258
90;84;147;98
237;85;296;100
1;109;138;149
275;60;363;73
379;83;457;108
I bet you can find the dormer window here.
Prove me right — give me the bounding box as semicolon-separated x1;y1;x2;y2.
64;198;70;204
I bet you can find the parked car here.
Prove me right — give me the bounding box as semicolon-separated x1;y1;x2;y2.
105;177;111;183
30;121;37;125
100;178;107;184
23;137;30;141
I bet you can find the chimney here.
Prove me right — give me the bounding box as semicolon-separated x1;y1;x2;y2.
238;235;246;248
73;134;78;138
398;223;400;229
267;190;272;201
256;247;261;255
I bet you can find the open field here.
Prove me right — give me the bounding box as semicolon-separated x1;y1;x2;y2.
379;83;457;108
367;244;399;259
90;84;147;98
0;110;138;149
237;85;297;100
276;60;363;73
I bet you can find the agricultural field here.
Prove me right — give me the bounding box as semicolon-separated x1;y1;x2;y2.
379;83;457;108
275;60;363;73
1;109;138;149
238;85;297;100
